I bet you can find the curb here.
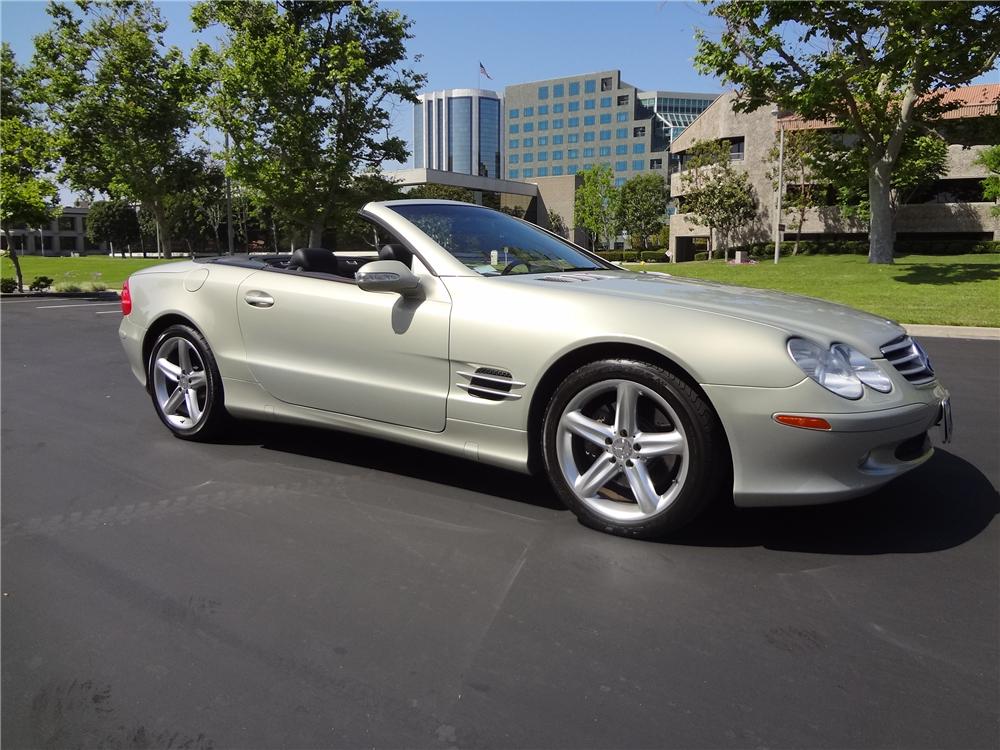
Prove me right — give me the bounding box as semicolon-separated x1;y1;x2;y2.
1;291;121;301
903;324;1000;341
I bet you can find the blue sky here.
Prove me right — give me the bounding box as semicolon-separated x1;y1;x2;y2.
3;0;998;174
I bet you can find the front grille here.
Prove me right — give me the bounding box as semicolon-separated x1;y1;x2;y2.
880;335;935;385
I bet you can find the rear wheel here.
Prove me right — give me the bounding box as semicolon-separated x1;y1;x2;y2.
148;324;227;441
542;359;728;538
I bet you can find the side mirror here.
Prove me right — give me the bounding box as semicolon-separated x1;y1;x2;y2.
356;260;422;296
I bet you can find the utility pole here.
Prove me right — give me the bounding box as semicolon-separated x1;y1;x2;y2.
225;130;234;255
773;116;785;265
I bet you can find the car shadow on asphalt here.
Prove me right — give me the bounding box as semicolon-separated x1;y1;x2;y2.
223;423;997;554
670;450;999;555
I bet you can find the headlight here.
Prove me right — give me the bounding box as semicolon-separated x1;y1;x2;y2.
787;338;863;399
831;344;893;393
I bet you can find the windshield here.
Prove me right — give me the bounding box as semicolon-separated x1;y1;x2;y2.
388;203;614;276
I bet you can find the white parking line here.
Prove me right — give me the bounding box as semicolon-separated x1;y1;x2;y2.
35;302;120;309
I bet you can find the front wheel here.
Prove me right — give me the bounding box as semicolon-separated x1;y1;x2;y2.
542;359;729;539
148;324;227;441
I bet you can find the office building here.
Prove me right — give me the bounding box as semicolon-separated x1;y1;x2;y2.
413;89;503;178
503;70;716;185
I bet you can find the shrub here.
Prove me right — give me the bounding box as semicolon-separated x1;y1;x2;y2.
641;250;668;262
29;275;54;291
54;282;82;293
693;251;709;261
1;278;16;293
90;282;107;292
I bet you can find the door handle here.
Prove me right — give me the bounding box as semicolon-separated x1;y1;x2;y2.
243;290;274;308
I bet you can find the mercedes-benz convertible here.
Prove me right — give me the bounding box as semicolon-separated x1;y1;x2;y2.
119;200;951;538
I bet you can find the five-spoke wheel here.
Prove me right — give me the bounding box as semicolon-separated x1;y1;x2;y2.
148;324;226;440
543;359;727;538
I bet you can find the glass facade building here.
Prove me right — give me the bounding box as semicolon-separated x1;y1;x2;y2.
413;89;502;178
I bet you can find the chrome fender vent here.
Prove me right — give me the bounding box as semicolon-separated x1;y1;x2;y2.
880;335;936;385
456;367;526;401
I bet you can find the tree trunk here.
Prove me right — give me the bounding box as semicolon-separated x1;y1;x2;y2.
868;162;895;264
3;229;24;292
307;221;325;248
152;204;173;259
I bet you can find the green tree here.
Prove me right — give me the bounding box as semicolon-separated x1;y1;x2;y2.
0;43;60;291
574;164;621;250
86;199;141;257
679;139;756;259
695;1;1000;263
547;210;568;238
766;128;831;256
618;173;668;250
978;144;1000;218
405;183;474;203
32;0;205;258
192;0;426;248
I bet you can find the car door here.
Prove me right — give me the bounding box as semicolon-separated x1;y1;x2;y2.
236;267;451;432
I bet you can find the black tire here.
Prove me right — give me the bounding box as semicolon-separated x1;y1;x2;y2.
541;359;729;539
147;324;228;441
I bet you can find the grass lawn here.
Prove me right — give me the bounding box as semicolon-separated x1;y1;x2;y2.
624;253;1000;328
1;255;182;290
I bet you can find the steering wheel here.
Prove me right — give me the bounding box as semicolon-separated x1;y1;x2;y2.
501;260;531;275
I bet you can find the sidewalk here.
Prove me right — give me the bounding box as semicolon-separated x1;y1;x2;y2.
903;324;1000;340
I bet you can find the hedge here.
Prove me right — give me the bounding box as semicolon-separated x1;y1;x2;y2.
729;239;1000;259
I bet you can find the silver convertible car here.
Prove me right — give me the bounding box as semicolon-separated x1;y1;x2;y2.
120;200;951;538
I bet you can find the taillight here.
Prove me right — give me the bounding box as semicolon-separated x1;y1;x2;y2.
121;278;132;315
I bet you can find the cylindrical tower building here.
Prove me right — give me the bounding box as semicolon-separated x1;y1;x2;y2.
413;89;503;178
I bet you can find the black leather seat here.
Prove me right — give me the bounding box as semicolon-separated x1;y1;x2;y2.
290;247;339;275
379;243;413;268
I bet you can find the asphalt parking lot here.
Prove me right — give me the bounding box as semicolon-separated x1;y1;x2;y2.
2;297;998;750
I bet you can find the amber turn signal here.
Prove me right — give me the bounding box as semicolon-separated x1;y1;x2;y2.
773;414;832;431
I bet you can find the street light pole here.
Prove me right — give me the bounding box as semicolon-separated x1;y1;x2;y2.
773;117;785;265
225;129;234;255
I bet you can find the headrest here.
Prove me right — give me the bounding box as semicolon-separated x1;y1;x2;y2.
291;247;339;274
379;243;413;268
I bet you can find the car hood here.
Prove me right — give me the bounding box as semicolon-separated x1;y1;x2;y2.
521;271;905;356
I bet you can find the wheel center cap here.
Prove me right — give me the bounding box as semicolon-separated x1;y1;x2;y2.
611;437;634;461
179;374;189;388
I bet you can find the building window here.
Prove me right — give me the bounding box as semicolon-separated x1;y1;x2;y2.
552;150;563;160
510;124;519;134
568;117;579;127
523;168;533;177
599;130;611;140
633;126;646;137
616;127;627;138
600;113;612;124
730;137;745;160
567;148;579;158
509;139;519;149
568;100;580;112
633;143;646;154
569;81;580;95
509;108;519;119
552;134;563;144
523;137;533;147
568;133;580;143
600;96;612;108
601;76;613;91
584;115;595;126
568;164;578;174
523;153;534;163
523;106;534;117
447;96;472;173
540;120;550;131
615;160;627;171
523;122;534;132
616;111;629;122
583;163;594;170
538;105;548;116
553;83;564;97
478;96;501;177
615;144;627;155
508;169;519;179
632;160;644;170
584;99;596;110
58;216;77;232
552;165;563;176
537;167;548;176
649;158;663;169
509;154;519;164
615;177;626;187
538;86;549;100
538;136;548;146
552;118;563;129
537;151;548;161
585;147;596;157
583;131;595;142
617;94;629;106
552;102;564;113
595;146;607;157
584;79;596;93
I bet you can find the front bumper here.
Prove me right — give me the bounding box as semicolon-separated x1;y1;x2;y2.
704;379;950;507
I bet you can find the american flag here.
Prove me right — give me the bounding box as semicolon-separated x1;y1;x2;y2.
479;62;493;80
